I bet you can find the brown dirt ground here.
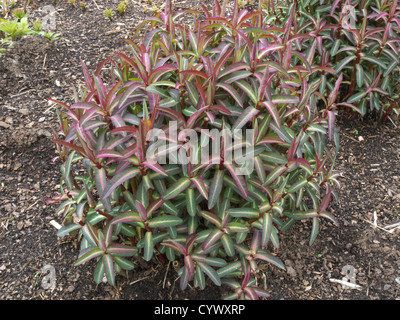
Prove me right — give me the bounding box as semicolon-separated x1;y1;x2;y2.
0;0;400;300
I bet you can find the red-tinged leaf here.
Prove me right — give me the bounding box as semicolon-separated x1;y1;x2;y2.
103;167;140;199
291;157;311;169
258;44;285;59
217;82;243;108
271;95;300;105
97;149;122;159
243;286;259;300
157;107;186;124
135;200;148;221
80;59;94;90
235;80;258;104
208;170;224;210
252;287;270;299
184;255;195;279
319;185;332;213
179;69;208;80
327;110;336;141
107;244;138;257
110;126;137;134
102;254;115;286
199;211;222;228
187;106;208;128
263;101;281;128
217;62;250;79
319;211;339;227
328;73;343;106
161;239;186;255
192;154;221;173
111;211;143;226
133;17;164;37
265;61;291;79
143;160;167;176
190;176;209;200
82;222;99;247
254;250;285;270
232;106;259;131
74;247;104;266
148;65;176;83
180;265;190;290
51;139;86;156
336;102;362;114
146;198;164;217
223;162;248;199
105;80;124;109
256;136;284;145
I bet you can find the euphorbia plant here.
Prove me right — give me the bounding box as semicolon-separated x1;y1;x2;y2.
47;0;344;300
261;0;400;119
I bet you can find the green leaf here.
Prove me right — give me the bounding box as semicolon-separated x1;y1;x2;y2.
309;217;319;246
144;231;154;261
229;208;259;219
57;223;82;237
335;55;356;73
113;256;135;270
162;176;191;201
347;91;367;104
235;79;258;104
254;250;285;270
232;106;260;131
103;168;140;199
147;215;183;228
102;254;115;286
202;229;224;251
356;64;364;88
221;234;235;257
74;247;104;266
261;213;272;247
330;39;341;56
107;243;137;257
186;188;197;217
216;261;241;278
208;170;224;210
287;177;308;193
94;259;105;284
361;55;387;69
197;262;221;286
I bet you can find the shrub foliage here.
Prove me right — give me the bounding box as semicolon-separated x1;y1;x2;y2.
47;0;367;299
262;0;400;119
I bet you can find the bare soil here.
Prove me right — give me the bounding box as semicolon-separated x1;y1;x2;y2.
0;0;399;300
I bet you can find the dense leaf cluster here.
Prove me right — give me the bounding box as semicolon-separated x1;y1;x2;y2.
263;0;400;119
48;0;356;299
